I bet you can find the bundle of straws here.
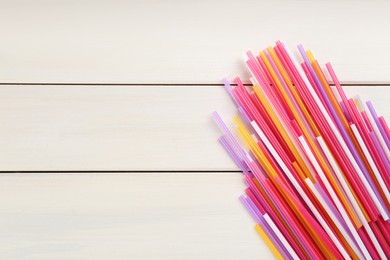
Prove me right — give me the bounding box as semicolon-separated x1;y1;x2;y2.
213;41;390;260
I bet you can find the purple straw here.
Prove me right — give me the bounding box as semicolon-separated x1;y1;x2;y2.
366;101;390;150
212;111;250;167
240;195;262;223
370;132;390;174
219;136;249;175
240;195;291;259
238;106;252;126
222;78;239;105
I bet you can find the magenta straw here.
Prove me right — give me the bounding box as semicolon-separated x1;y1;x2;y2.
222;78;253;123
325;63;353;122
223;78;257;131
367;101;390;150
340;101;352;122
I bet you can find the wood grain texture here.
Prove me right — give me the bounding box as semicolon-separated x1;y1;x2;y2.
0;85;388;171
0;0;390;83
0;173;271;260
1;1;390;258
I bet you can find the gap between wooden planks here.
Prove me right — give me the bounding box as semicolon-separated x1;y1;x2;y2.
0;84;387;258
0;84;388;172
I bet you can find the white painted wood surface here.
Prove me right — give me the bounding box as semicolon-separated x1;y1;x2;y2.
0;173;272;260
0;0;390;83
1;0;390;259
0;85;388;171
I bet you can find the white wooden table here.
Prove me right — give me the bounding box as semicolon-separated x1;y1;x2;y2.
0;1;389;259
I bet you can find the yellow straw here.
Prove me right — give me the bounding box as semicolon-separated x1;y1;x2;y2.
234;116;279;178
255;224;284;260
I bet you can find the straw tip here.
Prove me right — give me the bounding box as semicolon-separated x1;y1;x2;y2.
238;194;247;202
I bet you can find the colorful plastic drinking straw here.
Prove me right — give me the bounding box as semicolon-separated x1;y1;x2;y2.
213;41;390;259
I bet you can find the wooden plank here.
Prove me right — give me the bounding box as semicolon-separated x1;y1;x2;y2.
0;0;390;83
0;85;388;171
0;173;271;259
